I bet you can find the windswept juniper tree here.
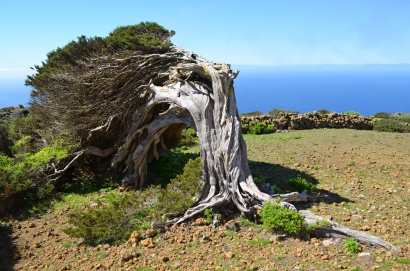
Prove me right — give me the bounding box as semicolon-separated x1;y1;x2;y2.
25;22;397;252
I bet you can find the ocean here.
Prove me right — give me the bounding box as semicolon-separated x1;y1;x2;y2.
233;65;410;116
1;65;409;116
0;79;31;108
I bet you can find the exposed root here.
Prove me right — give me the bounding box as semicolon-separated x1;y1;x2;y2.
300;210;399;253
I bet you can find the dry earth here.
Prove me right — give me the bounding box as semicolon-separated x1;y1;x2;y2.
1;129;409;271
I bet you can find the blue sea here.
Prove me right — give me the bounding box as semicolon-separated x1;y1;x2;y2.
232;65;410;116
1;65;409;116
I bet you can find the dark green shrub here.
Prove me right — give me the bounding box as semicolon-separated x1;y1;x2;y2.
288;177;316;192
147;149;199;184
105;22;174;49
0;124;12;156
249;122;267;135
178;127;198;147
266;124;276;133
64;157;203;245
157;157;203;214
259;200;305;235
341;111;361;116
397;117;410;124
64;188;161;245
241;124;249;134
268;108;299;119
247;122;275;135
373;119;409;133
203;208;221;224
316;109;331;115
305;220;331;232
64;204;130;245
373;112;391;119
0;139;73;214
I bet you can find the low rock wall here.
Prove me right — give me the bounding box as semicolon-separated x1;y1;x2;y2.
240;112;373;131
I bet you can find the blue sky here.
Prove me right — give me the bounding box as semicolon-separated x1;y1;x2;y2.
1;0;409;80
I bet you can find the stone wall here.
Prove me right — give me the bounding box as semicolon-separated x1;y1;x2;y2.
240;112;373;131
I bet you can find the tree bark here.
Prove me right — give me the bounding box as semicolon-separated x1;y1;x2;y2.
43;46;398;252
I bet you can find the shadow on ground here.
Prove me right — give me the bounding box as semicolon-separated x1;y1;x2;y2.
248;160;352;205
0;223;19;271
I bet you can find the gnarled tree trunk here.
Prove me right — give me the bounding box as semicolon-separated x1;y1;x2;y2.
43;46;397;252
107;49;272;221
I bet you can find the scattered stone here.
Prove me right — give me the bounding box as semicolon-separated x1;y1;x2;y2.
28;222;36;228
121;252;139;262
128;231;140;247
145;228;157;238
140;238;155;248
359;252;371;258
225;252;234;259
225;220;242;232
322;239;334;247
361;225;370;231
194;218;208;226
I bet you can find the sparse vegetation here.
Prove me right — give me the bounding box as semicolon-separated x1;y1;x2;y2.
247;238;272;247
267;108;299;119
288;177;316;192
259;200;305;235
2;128;410;270
242;121;275;135
341;111;361;116
305;220;331;232
373;119;409;133
343;238;359;253
63;157;202;245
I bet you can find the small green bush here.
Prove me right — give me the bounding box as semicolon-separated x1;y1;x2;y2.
64;187;161;245
64;157;203;245
342;111;361;116
259;201;305;235
178;127;198;147
316;109;331;115
203;208;221;224
268;108;299;119
147;149;199;184
246;121;276;135
157;157;203;214
253;175;267;185
266;124;276;133
373;112;391;119
305;220;330;232
0;139;73;209
250;122;267;135
398;118;410;124
0;124;12;156
241;124;250;134
288;177;316;192
204;208;214;223
343;238;359;253
373;119;409;133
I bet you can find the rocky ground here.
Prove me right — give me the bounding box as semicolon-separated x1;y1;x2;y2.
1;129;410;270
